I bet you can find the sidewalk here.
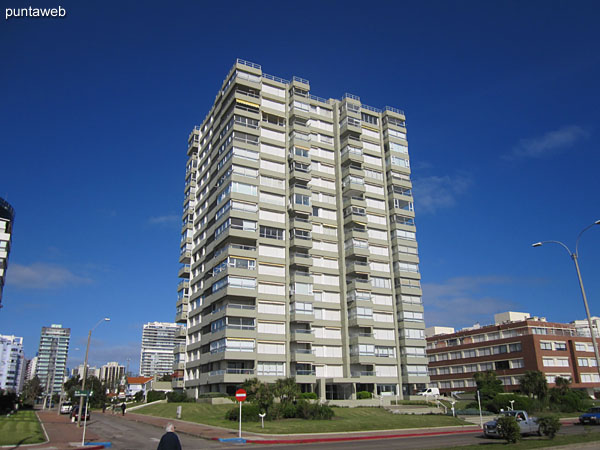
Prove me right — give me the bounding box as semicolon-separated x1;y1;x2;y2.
27;411;105;450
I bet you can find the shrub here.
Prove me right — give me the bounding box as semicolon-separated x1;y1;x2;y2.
295;400;334;420
549;389;591;413
269;402;297;420
496;415;521;444
167;391;194;403
147;390;167;403
197;392;227;398
134;391;144;402
538;415;561;439
299;392;318;400
356;391;373;399
486;393;533;413
226;403;261;422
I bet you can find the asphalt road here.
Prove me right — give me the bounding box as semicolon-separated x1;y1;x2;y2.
88;413;227;449
88;413;595;450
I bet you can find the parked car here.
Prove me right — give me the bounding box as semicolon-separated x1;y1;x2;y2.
579;406;600;424
484;410;540;438
60;402;73;414
70;405;90;422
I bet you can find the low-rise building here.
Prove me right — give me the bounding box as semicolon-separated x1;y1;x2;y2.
126;376;153;399
426;312;600;396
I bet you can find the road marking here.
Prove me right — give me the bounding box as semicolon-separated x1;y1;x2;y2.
150;437;160;442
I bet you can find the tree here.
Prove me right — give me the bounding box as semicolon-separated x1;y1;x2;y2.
0;389;18;414
21;376;43;406
159;374;173;382
553;376;571;395
273;377;300;405
519;371;548;400
474;370;503;403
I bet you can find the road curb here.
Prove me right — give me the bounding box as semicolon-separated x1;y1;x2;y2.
212;428;481;444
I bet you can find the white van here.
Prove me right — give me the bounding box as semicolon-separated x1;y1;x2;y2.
416;387;440;397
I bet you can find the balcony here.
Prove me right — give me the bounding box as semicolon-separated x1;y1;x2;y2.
289;234;312;249
175;311;188;323
290;311;315;323
178;264;191;278
179;250;191;264
291;349;315;363
345;260;370;275
290;252;313;267
291;329;315;342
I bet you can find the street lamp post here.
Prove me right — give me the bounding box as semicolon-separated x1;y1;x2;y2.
532;220;600;383
77;318;110;428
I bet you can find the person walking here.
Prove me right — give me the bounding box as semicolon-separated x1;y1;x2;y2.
121;402;126;416
157;423;182;450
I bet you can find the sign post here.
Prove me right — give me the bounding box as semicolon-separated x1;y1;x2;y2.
235;389;247;438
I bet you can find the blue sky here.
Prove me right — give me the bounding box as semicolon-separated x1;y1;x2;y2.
1;0;599;374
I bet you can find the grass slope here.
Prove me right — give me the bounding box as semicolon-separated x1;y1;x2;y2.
136;402;467;434
0;410;45;445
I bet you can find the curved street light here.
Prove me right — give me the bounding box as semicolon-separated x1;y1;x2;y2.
77;317;110;427
532;220;600;384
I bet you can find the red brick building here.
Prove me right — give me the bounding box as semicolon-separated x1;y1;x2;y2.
426;312;600;396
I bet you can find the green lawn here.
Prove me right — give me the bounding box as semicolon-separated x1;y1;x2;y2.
438;430;600;449
136;402;468;434
0;410;46;445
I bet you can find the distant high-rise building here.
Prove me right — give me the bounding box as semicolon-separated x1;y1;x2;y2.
25;356;38;381
71;364;100;379
571;317;600;338
36;324;70;397
0;335;25;393
140;322;180;377
100;361;125;388
0;197;15;309
175;60;428;399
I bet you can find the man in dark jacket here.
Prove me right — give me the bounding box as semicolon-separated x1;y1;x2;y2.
157;423;182;450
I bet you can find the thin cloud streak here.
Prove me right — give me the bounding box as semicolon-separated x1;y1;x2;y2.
147;215;179;225
7;263;93;289
506;125;590;160
423;276;520;329
412;174;472;214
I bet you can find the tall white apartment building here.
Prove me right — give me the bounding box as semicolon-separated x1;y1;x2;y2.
140;322;180;377
176;60;428;399
0;335;25;393
0;197;15;309
36;324;70;396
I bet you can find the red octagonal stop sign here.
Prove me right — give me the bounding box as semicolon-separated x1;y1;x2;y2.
235;388;247;402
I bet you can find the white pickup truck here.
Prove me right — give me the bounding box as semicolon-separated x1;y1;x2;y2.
484;410;540;438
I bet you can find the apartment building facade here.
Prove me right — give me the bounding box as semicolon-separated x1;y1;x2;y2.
426;312;600;396
100;361;125;388
0;335;25;393
140;322;180;377
176;59;427;399
0;197;15;309
36;324;70;397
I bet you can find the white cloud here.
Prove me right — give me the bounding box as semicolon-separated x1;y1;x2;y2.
7;263;92;289
506;125;589;160
69;340;140;373
147;215;179;225
423;276;520;328
412;174;471;214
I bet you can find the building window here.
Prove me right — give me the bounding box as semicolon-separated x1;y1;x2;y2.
554;342;567;351
540;342;552;351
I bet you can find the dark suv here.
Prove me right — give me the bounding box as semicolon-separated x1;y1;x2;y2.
70;405;90;422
